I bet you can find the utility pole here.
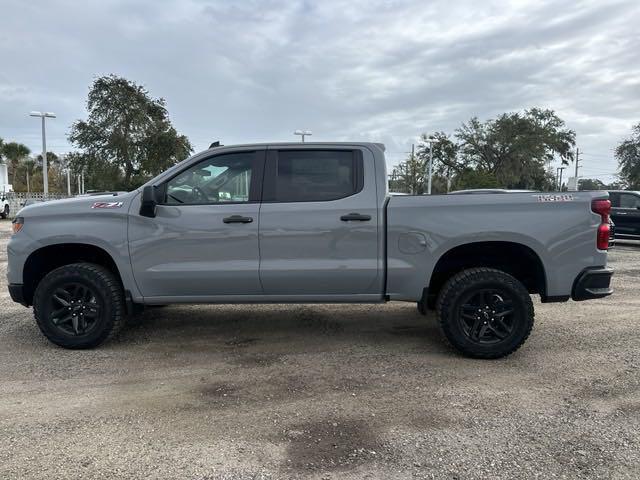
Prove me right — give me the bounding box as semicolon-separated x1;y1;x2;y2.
558;167;566;191
574;147;581;190
427;140;434;194
29;111;56;196
410;143;416;194
66;169;71;196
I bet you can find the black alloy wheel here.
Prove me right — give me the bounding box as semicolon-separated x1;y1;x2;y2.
47;282;103;336
458;289;515;344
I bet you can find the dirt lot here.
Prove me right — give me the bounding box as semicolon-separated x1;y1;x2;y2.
0;220;638;479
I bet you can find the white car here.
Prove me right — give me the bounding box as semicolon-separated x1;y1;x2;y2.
1;193;9;219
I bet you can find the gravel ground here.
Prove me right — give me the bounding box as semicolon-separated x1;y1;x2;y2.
0;219;638;479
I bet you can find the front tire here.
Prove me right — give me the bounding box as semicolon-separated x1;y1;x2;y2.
33;263;126;349
436;268;534;359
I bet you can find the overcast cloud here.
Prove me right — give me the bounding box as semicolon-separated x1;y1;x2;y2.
1;0;639;181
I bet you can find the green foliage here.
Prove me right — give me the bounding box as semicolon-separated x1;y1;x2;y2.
616;123;640;189
578;178;607;190
2;141;31;184
454;168;500;190
454;108;573;189
69;75;193;190
395;108;573;193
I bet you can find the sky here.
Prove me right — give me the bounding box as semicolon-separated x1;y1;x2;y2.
1;0;639;183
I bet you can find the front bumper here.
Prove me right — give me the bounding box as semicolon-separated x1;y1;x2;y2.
8;283;28;307
572;267;614;301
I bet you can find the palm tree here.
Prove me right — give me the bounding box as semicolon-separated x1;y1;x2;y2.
2;142;31;184
22;159;37;193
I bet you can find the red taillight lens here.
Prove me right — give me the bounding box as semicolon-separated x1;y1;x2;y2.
592;199;611;251
591;199;611;217
597;223;610;251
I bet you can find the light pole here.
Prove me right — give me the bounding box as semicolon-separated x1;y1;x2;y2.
558;167;566;191
294;130;312;142
423;136;435;194
29;111;56;196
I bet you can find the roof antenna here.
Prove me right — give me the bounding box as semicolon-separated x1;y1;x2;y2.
209;141;222;148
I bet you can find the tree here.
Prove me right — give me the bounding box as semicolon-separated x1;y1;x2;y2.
454;108;574;190
404;108;575;192
578;178;607;190
616;123;640;189
2;142;31;185
415;132;459;193
390;151;425;194
69;75;193;190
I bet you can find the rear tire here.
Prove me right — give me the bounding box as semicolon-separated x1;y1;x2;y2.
33;263;126;349
436;268;534;359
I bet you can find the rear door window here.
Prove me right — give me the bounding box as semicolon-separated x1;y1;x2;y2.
265;150;363;202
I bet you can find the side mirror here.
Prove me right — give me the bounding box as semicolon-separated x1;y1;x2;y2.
140;185;160;218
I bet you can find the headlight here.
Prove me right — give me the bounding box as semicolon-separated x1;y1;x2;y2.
12;217;24;234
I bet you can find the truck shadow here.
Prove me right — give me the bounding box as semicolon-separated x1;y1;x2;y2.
122;303;448;355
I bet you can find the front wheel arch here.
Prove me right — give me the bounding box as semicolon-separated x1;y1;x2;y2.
23;243;124;306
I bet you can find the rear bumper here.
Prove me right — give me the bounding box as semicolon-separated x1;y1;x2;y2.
8;283;28;307
572;267;613;301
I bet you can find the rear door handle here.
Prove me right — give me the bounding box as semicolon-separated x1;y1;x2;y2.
223;215;253;224
340;213;371;222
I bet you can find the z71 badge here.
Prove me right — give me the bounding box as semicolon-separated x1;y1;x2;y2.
535;194;574;203
91;201;123;209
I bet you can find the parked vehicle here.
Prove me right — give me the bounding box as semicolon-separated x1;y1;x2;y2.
1;163;12;219
0;192;9;219
449;189;538;194
7;143;613;358
608;190;640;238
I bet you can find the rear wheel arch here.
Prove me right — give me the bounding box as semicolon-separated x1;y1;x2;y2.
425;241;547;309
23;243;124;306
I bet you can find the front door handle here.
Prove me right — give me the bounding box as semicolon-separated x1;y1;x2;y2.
223;215;253;224
340;213;371;222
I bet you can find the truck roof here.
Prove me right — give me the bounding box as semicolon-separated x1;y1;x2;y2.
204;142;386;152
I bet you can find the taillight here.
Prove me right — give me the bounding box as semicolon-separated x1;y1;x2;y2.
591;199;611;250
597;223;610;251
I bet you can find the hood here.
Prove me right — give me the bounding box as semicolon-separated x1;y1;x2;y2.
17;190;139;218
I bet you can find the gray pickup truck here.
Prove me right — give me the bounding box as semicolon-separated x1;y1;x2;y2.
7;142;613;358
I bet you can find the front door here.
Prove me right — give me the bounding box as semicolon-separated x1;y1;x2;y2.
129;149;265;299
258;147;381;296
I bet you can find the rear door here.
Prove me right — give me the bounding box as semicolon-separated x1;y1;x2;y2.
258;146;381;297
610;191;640;236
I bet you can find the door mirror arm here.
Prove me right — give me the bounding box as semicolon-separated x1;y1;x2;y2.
140;185;161;218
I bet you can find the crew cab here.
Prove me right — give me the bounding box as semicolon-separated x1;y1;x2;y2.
7;143;613;358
